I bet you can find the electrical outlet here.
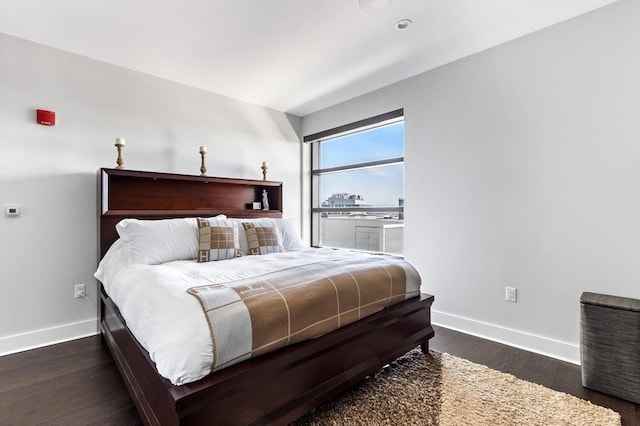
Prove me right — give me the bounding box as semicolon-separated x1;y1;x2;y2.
505;286;517;302
74;284;86;299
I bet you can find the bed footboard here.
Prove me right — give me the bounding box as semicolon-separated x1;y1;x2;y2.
100;287;434;425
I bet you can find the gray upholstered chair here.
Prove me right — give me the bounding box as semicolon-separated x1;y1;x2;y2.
580;292;640;404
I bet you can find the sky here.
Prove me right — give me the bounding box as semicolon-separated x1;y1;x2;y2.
319;122;404;207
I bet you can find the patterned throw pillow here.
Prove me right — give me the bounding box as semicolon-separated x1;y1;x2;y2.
197;217;240;262
242;222;285;255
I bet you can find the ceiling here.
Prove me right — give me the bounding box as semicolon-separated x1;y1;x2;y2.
0;0;617;117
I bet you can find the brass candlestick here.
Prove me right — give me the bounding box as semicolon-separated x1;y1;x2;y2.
199;146;207;176
261;161;268;180
115;138;125;169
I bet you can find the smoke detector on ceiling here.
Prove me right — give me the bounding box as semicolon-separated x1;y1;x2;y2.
395;18;412;30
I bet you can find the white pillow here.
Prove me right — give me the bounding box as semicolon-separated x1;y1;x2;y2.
278;217;307;250
115;215;225;264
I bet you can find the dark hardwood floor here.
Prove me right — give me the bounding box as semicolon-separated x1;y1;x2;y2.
1;326;638;425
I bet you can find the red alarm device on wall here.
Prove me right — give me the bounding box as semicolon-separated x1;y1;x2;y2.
36;109;56;126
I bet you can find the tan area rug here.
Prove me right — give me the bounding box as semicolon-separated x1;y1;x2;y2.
295;349;621;425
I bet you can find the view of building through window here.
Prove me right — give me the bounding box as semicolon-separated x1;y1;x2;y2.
311;117;404;254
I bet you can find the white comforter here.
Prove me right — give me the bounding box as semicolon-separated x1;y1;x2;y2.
96;244;421;385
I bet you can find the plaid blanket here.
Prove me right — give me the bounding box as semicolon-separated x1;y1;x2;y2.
188;254;420;371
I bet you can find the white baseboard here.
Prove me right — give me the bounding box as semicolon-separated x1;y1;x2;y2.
0;319;98;356
432;310;580;365
1;312;580;364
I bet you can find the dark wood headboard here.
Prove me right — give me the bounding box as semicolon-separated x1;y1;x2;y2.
98;168;283;258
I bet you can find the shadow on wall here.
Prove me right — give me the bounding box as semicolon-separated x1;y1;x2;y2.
0;172;98;337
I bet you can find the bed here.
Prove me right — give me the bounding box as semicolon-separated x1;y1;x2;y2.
97;167;435;425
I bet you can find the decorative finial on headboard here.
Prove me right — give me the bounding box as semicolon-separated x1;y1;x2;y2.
261;161;268;180
199;146;207;176
115;138;125;169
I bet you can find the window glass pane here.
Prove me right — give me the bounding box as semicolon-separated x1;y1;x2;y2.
311;116;404;254
319;164;404;209
318;216;404;254
320;122;403;169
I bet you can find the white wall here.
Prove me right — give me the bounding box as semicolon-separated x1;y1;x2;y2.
0;34;302;355
303;1;640;363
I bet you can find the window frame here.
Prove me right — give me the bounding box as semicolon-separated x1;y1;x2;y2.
305;109;404;248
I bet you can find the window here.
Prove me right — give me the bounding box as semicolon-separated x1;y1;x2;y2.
306;109;404;254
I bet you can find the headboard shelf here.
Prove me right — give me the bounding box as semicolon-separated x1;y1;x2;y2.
98;168;283;257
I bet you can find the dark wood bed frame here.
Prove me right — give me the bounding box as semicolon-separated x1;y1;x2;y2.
98;167;435;425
